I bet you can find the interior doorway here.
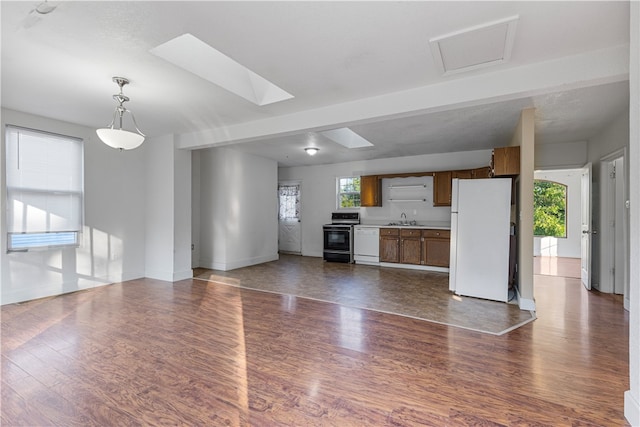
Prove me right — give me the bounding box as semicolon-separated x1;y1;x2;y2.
533;169;583;280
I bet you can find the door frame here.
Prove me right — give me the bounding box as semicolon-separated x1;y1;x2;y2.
600;148;629;310
581;162;592;290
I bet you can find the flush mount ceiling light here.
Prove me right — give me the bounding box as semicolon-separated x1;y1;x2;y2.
304;147;319;156
96;77;145;150
35;0;56;14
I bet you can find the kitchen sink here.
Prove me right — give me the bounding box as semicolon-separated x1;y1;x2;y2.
387;221;417;226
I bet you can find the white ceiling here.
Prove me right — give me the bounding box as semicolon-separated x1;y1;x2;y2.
1;1;631;167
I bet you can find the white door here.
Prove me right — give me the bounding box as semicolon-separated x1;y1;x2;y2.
278;182;301;254
581;163;592;290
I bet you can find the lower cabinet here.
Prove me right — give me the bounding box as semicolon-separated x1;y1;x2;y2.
379;228;400;263
422;229;451;267
400;229;422;265
379;228;451;268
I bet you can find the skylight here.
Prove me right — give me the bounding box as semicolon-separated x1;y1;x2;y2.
150;33;294;106
321;128;374;149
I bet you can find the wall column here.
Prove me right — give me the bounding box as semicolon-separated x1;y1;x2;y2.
511;108;536;310
625;1;640;424
144;134;192;281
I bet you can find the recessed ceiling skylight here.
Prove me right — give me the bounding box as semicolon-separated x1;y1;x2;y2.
429;15;519;75
321;128;374;149
150;33;294;106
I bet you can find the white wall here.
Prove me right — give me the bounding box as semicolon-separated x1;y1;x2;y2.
533;170;582;258
144;134;192;282
278;149;491;257
195;147;278;270
510;108;536;310
625;2;640;423
173;142;192;280
191;152;201;268
1;109;147;304
535;141;588;169
145;135;175;280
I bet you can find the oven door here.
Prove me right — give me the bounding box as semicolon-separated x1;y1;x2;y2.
323;226;351;252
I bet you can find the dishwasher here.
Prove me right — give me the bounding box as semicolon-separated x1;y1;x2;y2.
354;226;380;265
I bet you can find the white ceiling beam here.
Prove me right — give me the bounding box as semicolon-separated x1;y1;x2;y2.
177;44;629;150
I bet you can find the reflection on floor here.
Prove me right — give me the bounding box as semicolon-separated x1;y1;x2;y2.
194;254;534;335
534;256;581;278
2;260;628;425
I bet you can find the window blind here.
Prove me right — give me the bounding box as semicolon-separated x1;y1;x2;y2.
5;126;84;250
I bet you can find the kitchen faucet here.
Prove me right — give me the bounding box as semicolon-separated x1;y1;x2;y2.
400;212;407;223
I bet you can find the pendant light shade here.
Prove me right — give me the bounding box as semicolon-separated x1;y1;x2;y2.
96;128;145;150
96;77;145;150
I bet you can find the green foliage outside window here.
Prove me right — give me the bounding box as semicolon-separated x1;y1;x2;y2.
338;177;361;208
534;180;567;237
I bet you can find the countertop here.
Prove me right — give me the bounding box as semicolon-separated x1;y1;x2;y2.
356;221;451;230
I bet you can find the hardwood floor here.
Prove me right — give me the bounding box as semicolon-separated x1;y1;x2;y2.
1;266;629;425
534;256;581;278
194;255;534;335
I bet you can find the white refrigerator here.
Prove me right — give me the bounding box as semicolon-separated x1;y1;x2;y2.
449;178;512;302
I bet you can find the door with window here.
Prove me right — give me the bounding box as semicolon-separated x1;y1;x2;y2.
278;182;301;254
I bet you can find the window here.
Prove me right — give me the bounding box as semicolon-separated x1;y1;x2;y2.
337;177;361;208
278;183;300;221
5;126;84;251
533;180;567;238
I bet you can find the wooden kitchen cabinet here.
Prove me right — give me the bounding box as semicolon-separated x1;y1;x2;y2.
360;175;382;207
452;169;472;179
491;146;520;176
422;229;451;267
433;171;452;207
471;166;492;179
400;229;422;265
379;228;400;263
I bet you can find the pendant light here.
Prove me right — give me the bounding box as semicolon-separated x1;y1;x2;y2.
96;77;145;150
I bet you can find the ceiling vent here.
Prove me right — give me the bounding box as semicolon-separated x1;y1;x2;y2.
429;15;519;76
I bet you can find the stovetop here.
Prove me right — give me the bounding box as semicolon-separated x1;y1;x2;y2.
329;211;360;225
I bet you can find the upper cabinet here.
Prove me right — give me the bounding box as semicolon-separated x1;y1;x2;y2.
433;171;452;207
491;146;520;176
361;175;382;207
452;169;472;179
471;166;492;179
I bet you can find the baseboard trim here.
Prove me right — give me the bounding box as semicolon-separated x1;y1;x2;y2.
173;269;193;282
379;262;449;273
516;287;536;311
200;253;279;271
625;390;640;426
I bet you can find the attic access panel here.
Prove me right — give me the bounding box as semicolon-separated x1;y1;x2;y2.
430;16;519;75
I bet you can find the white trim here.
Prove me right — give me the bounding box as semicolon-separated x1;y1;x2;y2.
200;253;279;272
379;262;449;273
173;269;193;282
516;286;537;311
625;390;640;427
